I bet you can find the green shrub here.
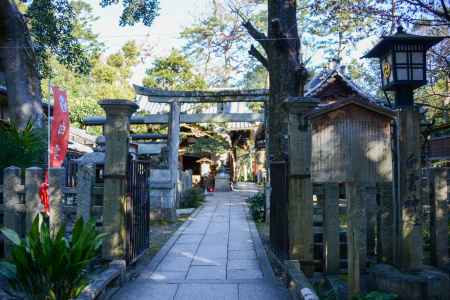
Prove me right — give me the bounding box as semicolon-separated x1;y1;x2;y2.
0;121;47;171
0;214;106;300
248;192;265;223
180;188;205;208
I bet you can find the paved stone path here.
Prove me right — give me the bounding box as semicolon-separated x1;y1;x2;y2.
112;190;290;300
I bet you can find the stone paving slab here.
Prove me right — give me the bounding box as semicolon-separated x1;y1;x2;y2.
112;190;291;300
175;283;238;300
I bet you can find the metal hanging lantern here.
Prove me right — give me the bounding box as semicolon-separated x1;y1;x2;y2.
363;26;444;107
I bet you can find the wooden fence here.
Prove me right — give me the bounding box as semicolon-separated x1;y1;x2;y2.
311;170;449;274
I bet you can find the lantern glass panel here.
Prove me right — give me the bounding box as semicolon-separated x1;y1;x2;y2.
397;67;408;80
412;67;423;80
412;52;423;64
395;52;407;64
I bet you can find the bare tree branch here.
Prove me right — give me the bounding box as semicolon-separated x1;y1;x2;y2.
249;44;268;70
402;0;450;22
242;20;268;50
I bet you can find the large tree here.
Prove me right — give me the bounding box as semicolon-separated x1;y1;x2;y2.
143;49;207;91
180;0;249;87
0;0;159;129
242;0;305;161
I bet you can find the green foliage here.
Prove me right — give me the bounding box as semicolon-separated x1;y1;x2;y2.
180;188;205;208
22;0;159;78
248;192;265;223
0;214;106;300
185;136;230;156
99;0;160;27
27;0;92;77
354;291;398;300
308;0;376;60
313;279;337;300
0;121;47;171
41;41;140;133
180;1;252;87
143;49;207;90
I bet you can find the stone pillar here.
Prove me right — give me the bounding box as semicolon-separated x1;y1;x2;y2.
430;168;448;268
4;166;23;239
284;97;319;276
396;107;423;271
48;167;65;232
25;167;43;231
346;182;367;298
364;185;377;256
99;99;138;260
323;183;340;274
377;182;395;264
166;100;180;221
76;163;95;222
264;103;271;225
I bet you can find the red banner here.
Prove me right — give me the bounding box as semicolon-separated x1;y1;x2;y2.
49;87;70;167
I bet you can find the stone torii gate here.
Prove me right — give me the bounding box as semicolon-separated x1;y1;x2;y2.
84;87;270;221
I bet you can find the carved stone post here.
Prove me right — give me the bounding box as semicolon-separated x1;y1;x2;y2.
166;100;180;221
346;181;367;298
4;166;23;246
76;163;95;222
99;99;138;260
284;97;319;276
323;183;340;274
364;185;377;257
377;182;395;264
48;167;65;232
396;107;423;271
25;167;43;231
430;168;448;268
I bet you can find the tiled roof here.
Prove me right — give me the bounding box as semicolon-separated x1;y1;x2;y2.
305;67;382;104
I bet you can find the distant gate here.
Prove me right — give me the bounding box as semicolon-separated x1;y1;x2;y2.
126;160;151;264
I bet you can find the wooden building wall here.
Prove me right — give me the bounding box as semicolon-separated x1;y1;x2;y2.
311;105;393;184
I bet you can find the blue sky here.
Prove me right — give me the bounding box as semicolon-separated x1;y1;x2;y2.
90;0;211;83
91;0;210;53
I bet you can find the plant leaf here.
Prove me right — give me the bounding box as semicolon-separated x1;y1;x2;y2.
0;228;21;246
0;261;17;279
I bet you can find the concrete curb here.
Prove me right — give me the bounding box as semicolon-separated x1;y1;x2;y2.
75;260;126;300
246;204;277;283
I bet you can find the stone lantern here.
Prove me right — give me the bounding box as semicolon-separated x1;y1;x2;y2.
363;26;444;107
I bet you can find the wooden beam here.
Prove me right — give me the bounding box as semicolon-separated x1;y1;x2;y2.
134;85;269;103
83;113;265;126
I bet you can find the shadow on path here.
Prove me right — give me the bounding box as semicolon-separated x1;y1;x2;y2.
111;188;290;300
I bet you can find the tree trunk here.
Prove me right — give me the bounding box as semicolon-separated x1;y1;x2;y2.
244;0;306;258
0;0;44;129
266;0;303;161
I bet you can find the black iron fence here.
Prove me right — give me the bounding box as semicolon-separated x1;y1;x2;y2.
125;159;151;264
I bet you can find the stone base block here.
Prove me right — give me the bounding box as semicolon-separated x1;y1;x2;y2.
215;177;231;192
161;208;177;222
368;264;449;300
150;209;162;221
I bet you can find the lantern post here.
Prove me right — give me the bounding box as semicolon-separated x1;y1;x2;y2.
364;26;444;271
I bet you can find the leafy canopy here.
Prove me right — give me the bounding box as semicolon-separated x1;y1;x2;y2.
42;40;141;132
143;49;207;90
24;0;159;77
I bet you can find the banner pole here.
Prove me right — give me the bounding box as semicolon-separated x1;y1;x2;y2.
47;78;51;169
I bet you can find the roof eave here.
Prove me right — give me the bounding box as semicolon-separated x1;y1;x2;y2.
307;99;395;120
